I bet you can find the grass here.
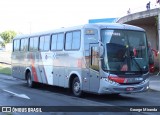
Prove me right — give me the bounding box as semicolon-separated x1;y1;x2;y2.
0;63;11;75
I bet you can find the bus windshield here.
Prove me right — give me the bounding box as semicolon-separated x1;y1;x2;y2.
101;29;149;73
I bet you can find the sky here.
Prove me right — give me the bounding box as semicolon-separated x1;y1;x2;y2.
0;0;158;34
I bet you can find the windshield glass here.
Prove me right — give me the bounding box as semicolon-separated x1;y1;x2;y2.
101;29;148;73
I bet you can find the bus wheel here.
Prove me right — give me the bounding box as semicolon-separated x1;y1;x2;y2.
72;77;82;97
27;72;35;88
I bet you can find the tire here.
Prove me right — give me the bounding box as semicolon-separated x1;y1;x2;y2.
72;77;82;97
27;72;35;88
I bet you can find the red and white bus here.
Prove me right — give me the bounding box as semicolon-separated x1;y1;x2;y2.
12;23;150;97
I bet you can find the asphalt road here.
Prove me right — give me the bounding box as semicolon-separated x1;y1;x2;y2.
0;74;160;115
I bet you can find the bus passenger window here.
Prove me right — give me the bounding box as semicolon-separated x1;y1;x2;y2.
44;35;50;51
24;39;28;51
72;31;81;50
29;38;34;51
29;37;38;51
20;39;25;51
57;33;64;50
33;37;38;50
65;32;72;50
65;31;81;50
40;35;50;51
13;40;20;52
20;38;28;51
39;36;45;51
51;34;57;50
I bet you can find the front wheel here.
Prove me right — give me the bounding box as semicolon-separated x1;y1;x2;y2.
72;77;83;97
27;72;35;88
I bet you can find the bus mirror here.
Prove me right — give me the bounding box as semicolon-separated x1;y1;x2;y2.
100;46;104;58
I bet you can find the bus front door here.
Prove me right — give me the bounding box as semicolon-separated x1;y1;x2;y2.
89;44;100;92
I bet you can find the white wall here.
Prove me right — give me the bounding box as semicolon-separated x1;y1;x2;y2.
5;43;12;51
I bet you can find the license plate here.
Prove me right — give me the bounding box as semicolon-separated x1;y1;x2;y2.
126;87;134;91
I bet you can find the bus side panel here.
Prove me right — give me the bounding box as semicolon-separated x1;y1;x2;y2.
12;52;25;79
40;52;54;85
64;68;69;88
19;51;27;80
81;68;90;92
58;67;65;87
28;52;43;83
37;65;47;84
53;66;59;86
41;65;53;85
12;64;19;78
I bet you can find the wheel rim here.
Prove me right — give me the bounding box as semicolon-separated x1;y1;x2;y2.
74;81;80;93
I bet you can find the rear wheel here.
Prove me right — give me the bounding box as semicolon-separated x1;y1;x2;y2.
72;77;82;97
27;72;35;88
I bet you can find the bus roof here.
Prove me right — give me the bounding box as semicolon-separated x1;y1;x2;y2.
13;23;145;40
84;23;145;31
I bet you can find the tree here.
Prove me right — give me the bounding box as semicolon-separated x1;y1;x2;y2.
0;30;17;44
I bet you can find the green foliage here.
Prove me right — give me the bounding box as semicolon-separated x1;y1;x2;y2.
0;65;11;75
0;30;17;44
0;42;5;47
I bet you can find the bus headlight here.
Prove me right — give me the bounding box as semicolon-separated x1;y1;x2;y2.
102;77;119;85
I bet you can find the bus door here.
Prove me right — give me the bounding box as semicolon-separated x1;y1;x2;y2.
40;53;54;85
89;44;100;92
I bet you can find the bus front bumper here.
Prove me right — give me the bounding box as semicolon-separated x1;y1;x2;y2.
98;78;149;94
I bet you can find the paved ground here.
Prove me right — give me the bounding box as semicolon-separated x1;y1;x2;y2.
149;74;160;91
0;74;160;115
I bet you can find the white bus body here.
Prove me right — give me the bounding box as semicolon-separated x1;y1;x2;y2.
12;23;150;96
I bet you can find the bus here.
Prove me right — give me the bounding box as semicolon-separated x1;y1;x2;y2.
12;23;150;97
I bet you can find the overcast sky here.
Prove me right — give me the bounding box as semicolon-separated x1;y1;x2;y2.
0;0;158;34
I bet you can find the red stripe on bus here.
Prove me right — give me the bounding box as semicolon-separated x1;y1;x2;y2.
30;54;38;82
108;76;126;83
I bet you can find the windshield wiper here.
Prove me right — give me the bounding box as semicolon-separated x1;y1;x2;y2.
131;56;143;73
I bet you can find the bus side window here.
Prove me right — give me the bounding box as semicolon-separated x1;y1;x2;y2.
20;38;28;51
29;38;34;51
65;32;72;50
29;37;38;51
13;39;20;52
51;33;64;51
39;35;50;51
57;33;64;50
39;36;45;51
72;31;81;50
65;30;81;50
44;35;50;51
20;39;24;51
25;38;28;51
13;40;17;52
51;34;57;50
90;46;99;71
